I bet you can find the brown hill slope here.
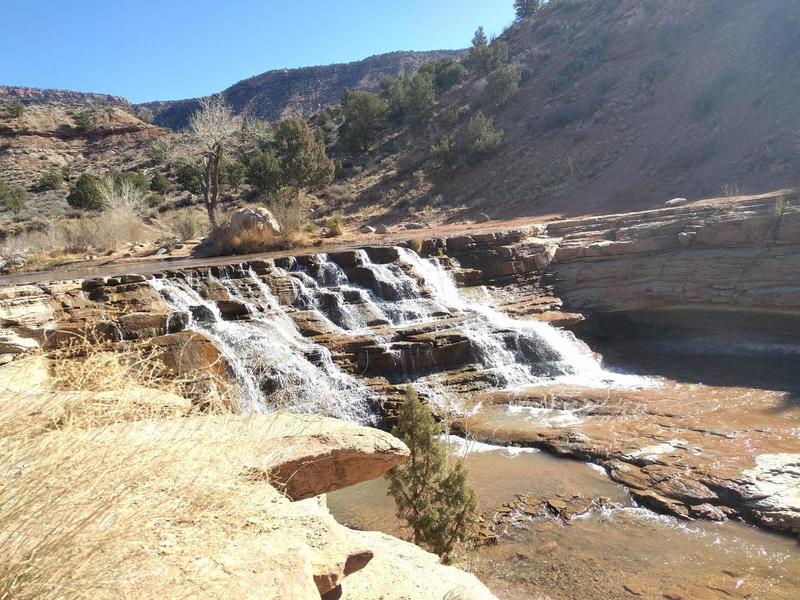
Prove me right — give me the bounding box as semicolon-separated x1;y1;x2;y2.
349;0;800;222
141;50;462;130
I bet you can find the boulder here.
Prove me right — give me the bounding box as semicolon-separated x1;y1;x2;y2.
341;530;498;600
230;206;282;235
404;222;428;230
377;225;390;234
360;225;377;234
150;331;227;377
666;197;689;206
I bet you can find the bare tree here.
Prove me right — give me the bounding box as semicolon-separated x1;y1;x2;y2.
188;96;239;229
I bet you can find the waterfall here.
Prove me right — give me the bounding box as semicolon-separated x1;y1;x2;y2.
150;270;375;423
394;248;649;389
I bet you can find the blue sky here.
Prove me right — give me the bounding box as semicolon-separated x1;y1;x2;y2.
1;0;515;103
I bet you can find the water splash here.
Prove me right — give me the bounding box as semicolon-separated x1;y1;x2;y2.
151;271;375;423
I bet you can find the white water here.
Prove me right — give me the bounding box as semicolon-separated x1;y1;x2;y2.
393;248;653;389
150;246;650;421
150;270;374;423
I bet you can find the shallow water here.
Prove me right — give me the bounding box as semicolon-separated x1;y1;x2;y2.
328;440;800;600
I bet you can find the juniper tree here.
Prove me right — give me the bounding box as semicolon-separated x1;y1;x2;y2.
339;89;388;153
273;116;334;209
514;0;541;21
386;386;480;561
0;179;27;215
484;64;522;107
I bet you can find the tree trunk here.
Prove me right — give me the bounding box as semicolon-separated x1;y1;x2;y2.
202;155;218;230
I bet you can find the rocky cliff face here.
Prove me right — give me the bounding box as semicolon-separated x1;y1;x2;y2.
0;85;133;109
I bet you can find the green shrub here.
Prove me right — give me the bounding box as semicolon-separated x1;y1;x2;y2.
246;149;281;195
514;0;541;20
6;101;24;119
386;386;479;561
427;112;503;177
0;179;27;215
149;172;170;194
484;65;521;107
37;170;64;191
381;73;436;126
176;163;203;195
420;58;466;92
146;193;164;208
339;90;388;154
66;174;106;210
73;110;96;133
465;27;510;77
220;158;246;191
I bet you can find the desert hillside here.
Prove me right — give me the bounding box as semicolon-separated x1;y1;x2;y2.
140;50;463;129
344;0;800;221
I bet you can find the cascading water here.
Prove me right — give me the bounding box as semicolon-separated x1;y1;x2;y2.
150;270;375;423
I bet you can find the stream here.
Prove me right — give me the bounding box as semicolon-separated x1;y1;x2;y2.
147;246;800;599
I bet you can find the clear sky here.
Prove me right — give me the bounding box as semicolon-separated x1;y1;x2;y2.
0;0;515;103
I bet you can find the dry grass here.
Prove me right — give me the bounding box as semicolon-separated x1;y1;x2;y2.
170;207;207;241
205;202;311;256
0;331;304;598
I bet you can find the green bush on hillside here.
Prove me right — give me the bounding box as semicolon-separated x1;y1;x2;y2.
427;111;503;178
149;172;170;194
484;64;521;107
176;163;203;195
67;174;106;210
37;170;64;191
73;110;96;133
0;179;27;215
339;89;388;154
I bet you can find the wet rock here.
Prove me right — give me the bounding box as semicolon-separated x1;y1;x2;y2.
216;299;250;320
150;331;227;377
189;304;217;324
117;312;171;340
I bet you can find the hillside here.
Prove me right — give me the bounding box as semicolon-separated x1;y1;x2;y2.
141;50;463;130
338;0;800;223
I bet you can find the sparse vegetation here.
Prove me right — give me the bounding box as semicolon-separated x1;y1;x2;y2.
171;208;205;241
386;386;479;562
5;100;25;118
36;169;64;191
428;112;503;178
73;109;96;133
326;214;345;237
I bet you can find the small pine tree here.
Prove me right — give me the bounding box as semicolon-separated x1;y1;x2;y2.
66;174;106;210
484;65;521;107
339;89;388;153
514;0;541;21
150;172;170;194
386;386;480;561
472;26;488;47
176;163;203;195
0;179;27;215
246;148;281;196
274;116;334;203
73;109;96;133
37;169;64;191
